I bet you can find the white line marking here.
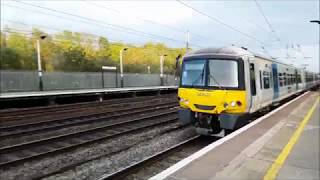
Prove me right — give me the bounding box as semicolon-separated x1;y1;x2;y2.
149;91;309;180
0;86;178;98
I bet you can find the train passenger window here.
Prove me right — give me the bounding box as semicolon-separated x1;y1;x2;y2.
292;75;294;84
269;70;273;85
283;73;287;86
263;71;270;89
288;74;291;85
264;77;270;89
288;74;292;85
279;73;284;87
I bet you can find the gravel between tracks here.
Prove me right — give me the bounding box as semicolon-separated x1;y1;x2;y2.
41;126;197;180
0;120;195;180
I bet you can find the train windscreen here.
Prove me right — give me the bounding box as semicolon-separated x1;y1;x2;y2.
208;60;238;88
181;60;206;87
181;59;240;89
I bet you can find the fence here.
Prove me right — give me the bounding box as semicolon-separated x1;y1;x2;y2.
0;70;178;92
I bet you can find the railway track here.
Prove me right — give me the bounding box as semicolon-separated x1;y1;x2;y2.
1;91;310;180
0;101;178;139
94;93;309;180
0;109;178;169
0;94;176;121
0;95;176;126
99;135;216;180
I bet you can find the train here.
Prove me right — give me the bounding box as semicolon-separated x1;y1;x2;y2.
177;46;319;136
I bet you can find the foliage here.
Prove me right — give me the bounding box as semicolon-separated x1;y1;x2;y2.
0;29;186;74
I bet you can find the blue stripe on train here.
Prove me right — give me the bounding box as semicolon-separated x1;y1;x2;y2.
272;63;279;100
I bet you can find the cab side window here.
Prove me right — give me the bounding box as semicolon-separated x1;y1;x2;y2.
249;63;256;96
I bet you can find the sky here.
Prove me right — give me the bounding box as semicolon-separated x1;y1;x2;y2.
1;0;319;72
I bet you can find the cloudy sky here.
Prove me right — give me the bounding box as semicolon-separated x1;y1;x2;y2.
1;0;319;72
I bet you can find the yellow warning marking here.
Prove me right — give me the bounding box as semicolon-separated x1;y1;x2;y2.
264;96;319;180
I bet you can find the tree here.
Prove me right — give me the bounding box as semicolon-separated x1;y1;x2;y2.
97;37;113;67
0;47;22;69
1;28;186;73
6;32;36;70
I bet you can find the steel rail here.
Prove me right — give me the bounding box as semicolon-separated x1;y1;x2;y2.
98;135;201;180
0;110;178;168
0;97;175;124
0;101;177;138
36;124;186;180
0;103;177;139
0;94;175;118
0;98;176;129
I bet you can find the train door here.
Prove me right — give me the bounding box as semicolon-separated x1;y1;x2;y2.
249;63;259;112
272;63;279;100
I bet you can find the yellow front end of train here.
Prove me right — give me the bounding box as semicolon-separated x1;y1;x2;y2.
178;87;248;135
178;88;247;114
177;47;249;135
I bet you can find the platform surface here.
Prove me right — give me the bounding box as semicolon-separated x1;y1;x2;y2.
151;91;319;180
276;104;319;179
0;86;177;99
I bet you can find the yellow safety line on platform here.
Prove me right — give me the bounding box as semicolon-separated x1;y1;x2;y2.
263;96;320;180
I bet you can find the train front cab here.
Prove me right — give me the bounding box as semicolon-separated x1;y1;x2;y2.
178;55;251;136
178;49;318;136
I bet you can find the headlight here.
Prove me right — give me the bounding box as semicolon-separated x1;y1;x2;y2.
230;101;236;107
180;98;189;104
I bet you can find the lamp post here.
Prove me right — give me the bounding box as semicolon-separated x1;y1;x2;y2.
147;66;151;74
160;54;167;86
36;35;47;91
119;48;128;88
310;20;320;72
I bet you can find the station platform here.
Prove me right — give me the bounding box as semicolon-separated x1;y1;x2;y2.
0;86;177;109
0;86;177;99
151;91;319;180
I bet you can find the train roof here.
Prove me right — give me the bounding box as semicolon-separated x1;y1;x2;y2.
185;46;303;70
186;46;271;59
186;46;251;57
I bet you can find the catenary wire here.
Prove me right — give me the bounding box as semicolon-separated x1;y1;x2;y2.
11;0;203;48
